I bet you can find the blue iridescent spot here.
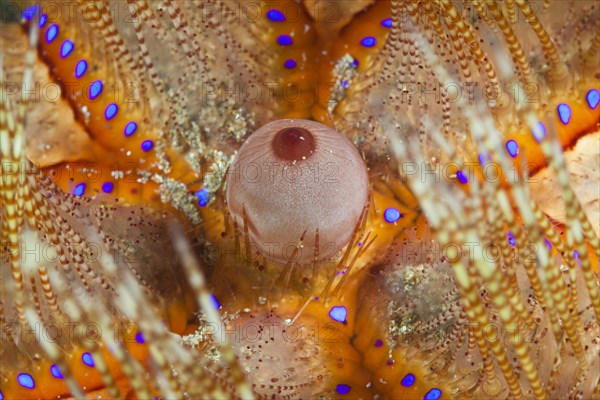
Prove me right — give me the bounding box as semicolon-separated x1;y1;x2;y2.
507;231;516;246
401;373;416;387
101;181;114;193
124;121;137;137
50;364;64;379
60;40;74;58
73;183;86;197
544;238;552;250
478;152;491;165
360;36;377;47
210;294;221;309
381;18;392;28
353;58;359;67
574;250;580;259
384;207;402;223
266;9;286;22
424;388;442;400
39;14;47;27
141;140;154;152
557;103;571;125
89;80;103;100
374;339;383;347
277;35;293;46
456;170;468;184
82;352;95;367
532;121;546;142
336;384;351;395
329;306;347;323
284;59;297;69
22;4;40;20
0;389;3;399
506;139;519;158
104;103;118;120
17;373;35;389
196;189;209;207
135;332;145;344
75;60;88;78
586;88;599;109
46;24;59;43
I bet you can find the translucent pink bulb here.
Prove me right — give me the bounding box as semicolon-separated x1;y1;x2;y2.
226;119;369;264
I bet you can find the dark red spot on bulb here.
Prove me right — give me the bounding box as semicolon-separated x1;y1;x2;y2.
272;127;316;161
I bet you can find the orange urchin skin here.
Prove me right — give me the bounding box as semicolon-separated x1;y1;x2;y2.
0;212;198;400
29;0;600;207
26;0;600;204
32;15;160;160
205;220;451;399
4;0;600;398
312;0;392;124
2;341;149;399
